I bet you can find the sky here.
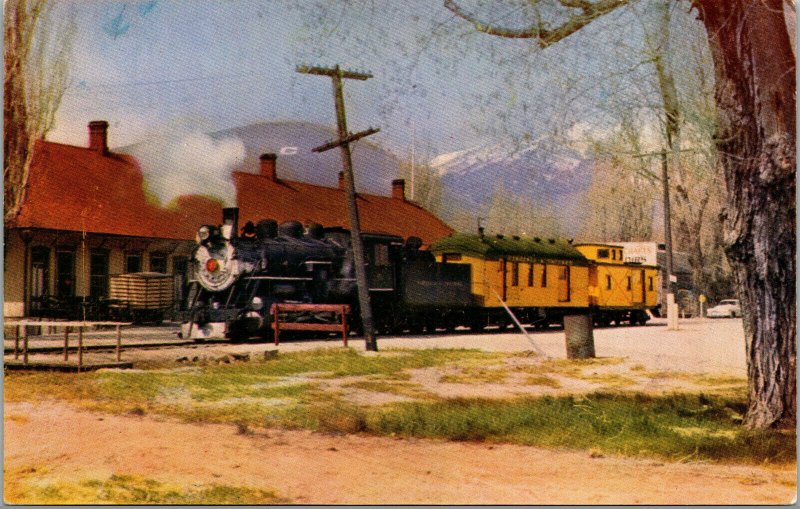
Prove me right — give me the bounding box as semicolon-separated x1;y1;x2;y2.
45;0;691;159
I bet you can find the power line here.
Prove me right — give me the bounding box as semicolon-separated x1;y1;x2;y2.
71;69;262;91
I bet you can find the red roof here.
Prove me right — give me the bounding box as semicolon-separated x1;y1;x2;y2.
234;172;453;246
11;140;222;239
11;140;453;245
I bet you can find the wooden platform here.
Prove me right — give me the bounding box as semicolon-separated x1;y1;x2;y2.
4;359;133;372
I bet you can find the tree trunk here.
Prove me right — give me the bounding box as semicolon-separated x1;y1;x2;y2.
4;0;32;224
695;0;796;429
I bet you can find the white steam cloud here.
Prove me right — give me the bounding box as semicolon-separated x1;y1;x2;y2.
130;123;245;207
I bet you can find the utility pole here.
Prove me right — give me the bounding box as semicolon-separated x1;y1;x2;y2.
660;151;678;330
297;64;380;351
631;148;693;330
410;120;416;201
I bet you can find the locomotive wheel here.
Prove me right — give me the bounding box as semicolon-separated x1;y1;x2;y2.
469;317;485;332
348;318;364;336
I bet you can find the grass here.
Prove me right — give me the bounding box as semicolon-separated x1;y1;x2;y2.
3;347;498;426
580;373;638;388
340;379;434;399
523;375;562;388
4;469;286;505
439;366;508;384
637;370;747;388
362;393;795;464
4;348;792;466
512;357;625;378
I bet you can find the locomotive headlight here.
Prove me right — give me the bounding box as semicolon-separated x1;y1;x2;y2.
206;258;220;273
198;225;211;241
250;296;264;311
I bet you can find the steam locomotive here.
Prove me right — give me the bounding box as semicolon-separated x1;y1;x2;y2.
180;208;472;340
181;208;659;341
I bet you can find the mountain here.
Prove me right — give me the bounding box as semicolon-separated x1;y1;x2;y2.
120;120;592;236
211;121;402;195
429;141;594;235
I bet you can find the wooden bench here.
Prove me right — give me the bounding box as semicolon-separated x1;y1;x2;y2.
270;303;350;346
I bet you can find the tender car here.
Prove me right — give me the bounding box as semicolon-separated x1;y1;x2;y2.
707;299;742;318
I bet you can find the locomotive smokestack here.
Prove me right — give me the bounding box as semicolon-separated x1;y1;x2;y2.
88;120;109;154
338;171;345;190
391;179;406;201
222;207;239;240
259;153;278;181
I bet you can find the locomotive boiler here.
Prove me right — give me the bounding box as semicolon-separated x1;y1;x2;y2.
182;208;350;340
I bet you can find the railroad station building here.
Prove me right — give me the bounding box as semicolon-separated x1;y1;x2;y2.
4;120;453;319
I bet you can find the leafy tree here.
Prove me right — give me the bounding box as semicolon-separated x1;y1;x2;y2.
575;1;732;300
4;0;74;224
445;0;796;429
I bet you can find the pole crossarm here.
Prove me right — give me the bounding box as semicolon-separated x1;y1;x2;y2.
312;127;381;153
296;65;372;80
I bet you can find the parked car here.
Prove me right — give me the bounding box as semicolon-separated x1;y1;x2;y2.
707;299;742;318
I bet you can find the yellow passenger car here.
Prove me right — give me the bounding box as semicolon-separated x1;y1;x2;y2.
431;232;590;329
574;243;660;325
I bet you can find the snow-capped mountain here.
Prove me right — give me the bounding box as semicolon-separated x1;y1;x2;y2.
430;141;594;235
121;120;593;236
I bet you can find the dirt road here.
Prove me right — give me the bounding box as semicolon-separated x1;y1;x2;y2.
5;401;795;505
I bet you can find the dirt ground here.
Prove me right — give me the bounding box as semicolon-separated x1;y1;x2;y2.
4;318;798;504
5;401;796;505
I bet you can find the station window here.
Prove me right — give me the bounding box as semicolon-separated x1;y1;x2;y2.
606;275;612;290
150;252;168;274
597;249;609;259
648;276;654;291
30;247;51;313
56;250;75;298
626;276;632;290
612;250;616;260
374;244;390;266
541;264;547;287
90;249;110;298
511;262;519;286
527;263;534;287
125;252;142;273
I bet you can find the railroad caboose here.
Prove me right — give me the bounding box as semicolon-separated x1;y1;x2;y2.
573;243;660;325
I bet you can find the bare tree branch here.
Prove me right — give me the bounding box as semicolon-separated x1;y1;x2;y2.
444;0;629;47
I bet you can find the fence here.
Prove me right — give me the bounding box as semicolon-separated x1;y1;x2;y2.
5;319;132;371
